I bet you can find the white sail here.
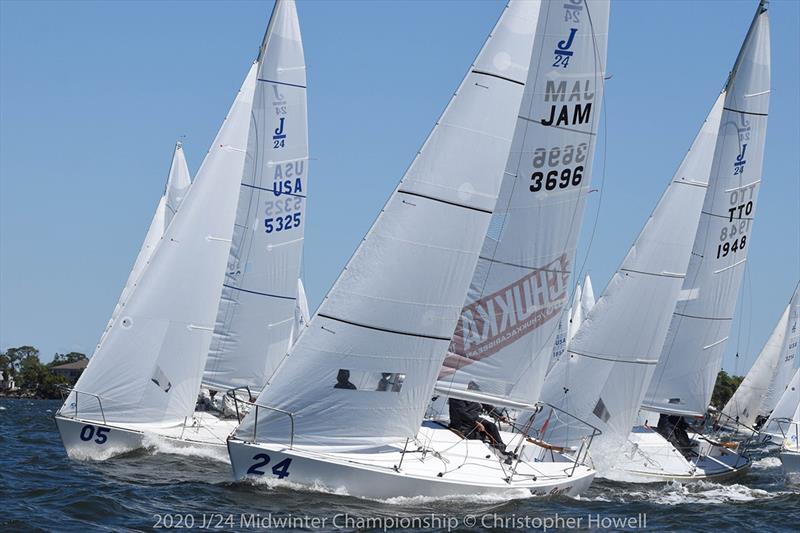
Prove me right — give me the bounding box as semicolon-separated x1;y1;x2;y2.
437;0;610;406
65;66;257;425
534;94;725;449
203;0;308;394
643;4;770;417
290;278;310;347
235;0;541;448
569;293;584;343
580;273;595;317
98;142;192;351
164;142;191;228
762;368;800;438
722;284;800;428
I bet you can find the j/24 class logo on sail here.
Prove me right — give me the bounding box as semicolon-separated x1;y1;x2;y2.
553;28;577;68
563;0;584;23
272;84;288;148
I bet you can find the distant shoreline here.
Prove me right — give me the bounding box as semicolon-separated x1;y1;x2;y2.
0;393;61;401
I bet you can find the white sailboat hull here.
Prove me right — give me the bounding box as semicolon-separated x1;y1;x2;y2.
228;424;595;499
601;427;750;483
55;411;237;461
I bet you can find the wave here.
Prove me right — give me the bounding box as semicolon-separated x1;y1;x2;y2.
619;480;777;505
141;433;230;463
248;476;350;496
752;456;783;469
379;489;533;506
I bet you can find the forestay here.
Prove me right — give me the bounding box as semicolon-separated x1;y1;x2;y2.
235;0;541;448
64;67;256;425
203;0;308;395
643;3;770;417
723;284;800;428
437;0;610;406
533;95;724;449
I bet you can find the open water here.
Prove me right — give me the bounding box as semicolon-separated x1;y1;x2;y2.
2;398;798;532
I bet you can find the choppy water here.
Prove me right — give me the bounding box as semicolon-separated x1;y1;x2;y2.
2;399;798;532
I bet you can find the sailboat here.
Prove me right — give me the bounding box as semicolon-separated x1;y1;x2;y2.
626;0;771;481
228;0;609;498
548;275;595;374
55;0;306;460
764;368;800;476
190;0;309;439
721;283;799;438
530;91;725;477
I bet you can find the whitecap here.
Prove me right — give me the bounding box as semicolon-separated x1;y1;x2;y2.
751;456;782;469
141;433;230;463
623;480;776;505
378;489;531;506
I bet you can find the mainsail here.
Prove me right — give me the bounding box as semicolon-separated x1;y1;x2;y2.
437;0;610;406
98;142;192;351
64;67;256;425
235;0;541;447
534;94;724;449
642;2;771;417
203;0;308;394
722;284;800;428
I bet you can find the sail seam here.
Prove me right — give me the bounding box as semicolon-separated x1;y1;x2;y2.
620;268;685;279
241;182;307;198
517;114;597;136
723;106;767;117
673;179;708;188
477;255;571;273
222;284;296;300
701;210;754;221
470;69;524;86
257;78;307;89
674;311;732;321
569;349;659;365
317;313;451;341
397;190;492;214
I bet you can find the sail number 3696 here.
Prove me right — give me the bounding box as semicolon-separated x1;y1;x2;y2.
530;166;584;192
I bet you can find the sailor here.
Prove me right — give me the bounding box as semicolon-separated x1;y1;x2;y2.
448;381;514;462
334;369;357;390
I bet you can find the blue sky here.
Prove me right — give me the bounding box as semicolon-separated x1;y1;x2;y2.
1;0;798;378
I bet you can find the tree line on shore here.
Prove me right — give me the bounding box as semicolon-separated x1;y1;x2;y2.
0;344;745;406
1;346;87;399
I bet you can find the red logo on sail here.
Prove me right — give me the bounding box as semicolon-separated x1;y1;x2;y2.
440;254;569;378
